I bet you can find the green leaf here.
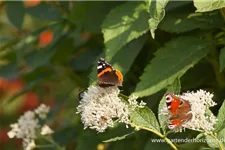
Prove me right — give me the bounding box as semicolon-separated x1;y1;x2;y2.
76;130;99;150
6;1;25;30
147;0;168;38
133;36;213;97
0;63;18;79
69;1;121;33
178;142;208;150
219;47;225;72
214;100;225;132
158;78;181;132
194;0;225;12
205;133;225;149
51;37;75;64
88;35;147;85
199;148;219;150
26;3;61;21
166;1;192;12
103;132;135;142
166;78;181;95
159;11;224;33
111;35;147;76
218;128;225;148
102;1;149;61
25;49;55;70
72;48;102;72
53;126;78;146
59;1;70;12
130;107;161;132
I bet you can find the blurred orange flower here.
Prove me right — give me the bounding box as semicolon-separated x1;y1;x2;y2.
7;79;24;95
0;129;9;146
24;0;41;8
21;92;40;113
38;30;53;48
0;78;9;90
0;78;24;95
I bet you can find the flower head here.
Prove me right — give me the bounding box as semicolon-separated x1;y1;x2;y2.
181;90;217;132
7;104;53;150
77;86;130;132
128;95;146;111
34;104;50;119
41;125;54;135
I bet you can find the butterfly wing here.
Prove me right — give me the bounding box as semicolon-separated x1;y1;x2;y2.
165;92;192;129
97;58;123;87
97;58;113;75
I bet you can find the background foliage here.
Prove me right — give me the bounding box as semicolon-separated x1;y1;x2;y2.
0;1;225;150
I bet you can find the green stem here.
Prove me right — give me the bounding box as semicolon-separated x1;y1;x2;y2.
129;123;178;150
119;93;129;100
35;144;54;149
42;136;64;150
208;133;224;150
219;8;225;21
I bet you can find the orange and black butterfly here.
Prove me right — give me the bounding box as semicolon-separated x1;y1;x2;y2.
97;58;123;87
165;92;192;129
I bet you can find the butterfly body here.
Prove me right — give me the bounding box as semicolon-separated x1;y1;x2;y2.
78;91;84;101
165;92;192;129
97;58;123;87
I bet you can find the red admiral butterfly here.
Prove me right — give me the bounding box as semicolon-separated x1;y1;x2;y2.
97;58;123;87
165;92;192;129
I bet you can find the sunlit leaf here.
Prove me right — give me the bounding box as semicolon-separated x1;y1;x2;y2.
147;0;168;38
194;0;225;12
159;11;224;33
133;36;213;97
102;1;149;61
130;107;160;132
214;100;225;132
103;132;135;142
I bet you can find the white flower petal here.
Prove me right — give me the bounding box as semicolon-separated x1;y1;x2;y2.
41;125;54;135
7;130;16;138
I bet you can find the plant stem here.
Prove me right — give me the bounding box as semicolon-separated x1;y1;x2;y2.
119;93;129;100
219;8;225;21
35;144;54;149
129;123;178;150
208;133;224;150
42;136;64;150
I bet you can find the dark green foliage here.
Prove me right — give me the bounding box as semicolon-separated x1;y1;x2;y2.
1;1;225;150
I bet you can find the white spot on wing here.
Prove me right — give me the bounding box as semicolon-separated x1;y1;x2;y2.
97;65;103;69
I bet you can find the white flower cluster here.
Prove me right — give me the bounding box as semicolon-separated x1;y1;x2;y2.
181;90;217;132
35;104;50;119
77;86;130;132
128;95;146;111
7;104;53;150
